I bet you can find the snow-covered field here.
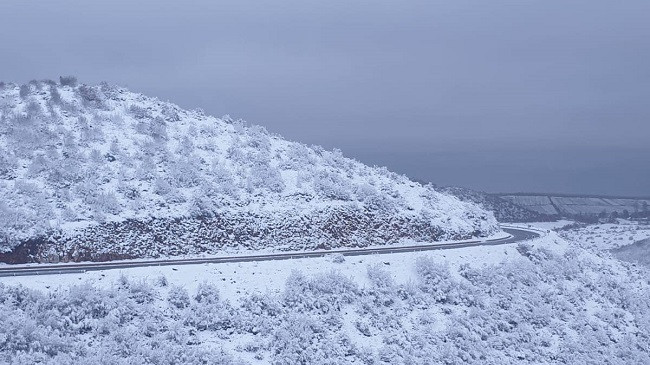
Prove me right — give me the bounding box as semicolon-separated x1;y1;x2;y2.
558;221;650;251
2;221;649;364
552;197;650;215
501;195;650;217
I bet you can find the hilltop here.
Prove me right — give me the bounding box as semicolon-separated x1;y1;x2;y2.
0;78;497;263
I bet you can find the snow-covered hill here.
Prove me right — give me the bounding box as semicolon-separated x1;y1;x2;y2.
0;78;497;262
3;225;650;364
434;186;556;222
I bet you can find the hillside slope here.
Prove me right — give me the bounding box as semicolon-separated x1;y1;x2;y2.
501;194;650;220
0;79;497;263
435;186;556;222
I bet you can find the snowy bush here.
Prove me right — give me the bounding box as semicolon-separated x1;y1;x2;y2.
187;283;234;332
280;143;314;170
366;263;394;289
48;84;62;104
59;75;78;87
167;285;190;309
283;270;358;314
313;170;353;201
78;85;105;109
128;104;152;119
0;151;17;179
330;253;345;263
19;84;30;98
246;159;285;193
92;192;122;215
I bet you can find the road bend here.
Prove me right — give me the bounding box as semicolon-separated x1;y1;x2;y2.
0;227;540;277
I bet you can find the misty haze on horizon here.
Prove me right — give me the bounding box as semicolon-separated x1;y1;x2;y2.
2;0;649;196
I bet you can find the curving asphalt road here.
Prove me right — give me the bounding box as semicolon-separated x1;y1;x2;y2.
0;227;540;277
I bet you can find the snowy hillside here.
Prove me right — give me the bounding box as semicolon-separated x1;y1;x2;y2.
435;185;555;222
3;225;650;364
0;79;497;262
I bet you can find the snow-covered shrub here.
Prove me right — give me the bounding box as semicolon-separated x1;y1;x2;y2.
246;159;285;193
26;100;43;118
127;279;156;304
19;84;30;98
26;155;48;177
269;313;333;364
169;158;201;188
367;263;394;289
363;193;398;213
194;282;221;304
313;170;353;201
283;270;357;314
150;116;168;140
78;85;105;109
167;285;190;309
155;275;169;287
247;124;272;151
238;293;283;336
209;163;238;198
154;176;173;196
415;257;463;304
0;151;18;179
128;104;152;120
59;76;78;87
187;283;234;332
280;143;314;170
161;104;180;122
330;253;345;263
92;192;121;215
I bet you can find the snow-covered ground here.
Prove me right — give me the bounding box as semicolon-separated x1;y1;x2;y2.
0;80;497;260
0;229;511;269
0;229;519;297
1;221;649;364
559;221;650;250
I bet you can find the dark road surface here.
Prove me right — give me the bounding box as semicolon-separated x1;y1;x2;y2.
0;227;541;277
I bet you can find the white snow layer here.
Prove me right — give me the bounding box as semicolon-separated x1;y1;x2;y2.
0;80;496;256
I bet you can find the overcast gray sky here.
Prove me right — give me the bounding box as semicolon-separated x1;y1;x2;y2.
1;0;649;196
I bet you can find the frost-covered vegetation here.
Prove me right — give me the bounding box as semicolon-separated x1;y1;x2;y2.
0;79;496;260
558;222;650;251
612;238;650;268
2;235;649;364
558;222;650;268
435;186;555;222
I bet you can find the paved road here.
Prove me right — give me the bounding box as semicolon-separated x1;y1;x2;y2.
0;227;540;277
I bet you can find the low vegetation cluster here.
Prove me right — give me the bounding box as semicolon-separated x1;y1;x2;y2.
1;239;648;364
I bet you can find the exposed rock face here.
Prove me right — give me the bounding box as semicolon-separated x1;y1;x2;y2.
1;206;492;264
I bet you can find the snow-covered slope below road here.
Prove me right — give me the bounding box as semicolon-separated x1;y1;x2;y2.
0;79;497;262
3;224;649;364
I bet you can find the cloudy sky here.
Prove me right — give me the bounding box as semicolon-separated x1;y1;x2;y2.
1;1;649;196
